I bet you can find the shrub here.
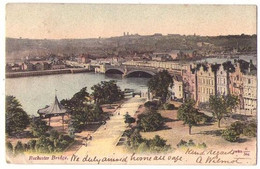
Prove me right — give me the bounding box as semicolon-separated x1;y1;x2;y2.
23;143;29;152
128;130;144;149
187;139;195;147
230;121;244;134
144;101;158;110
221;129;240;142
30;118;49;137
27;140;36;151
126;129;171;153
243;121;257;137
35;136;54;153
124;113;136;127
197;142;207;148
68;125;76;138
61;135;74;143
56;140;69;150
177;139;188;148
137;110;164;132
14;141;24;155
137;142;150;153
163;103;175;110
49;130;60;141
149;135;170;153
6;141;13;153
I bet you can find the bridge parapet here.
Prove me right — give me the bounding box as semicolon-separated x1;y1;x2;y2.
100;64;181;77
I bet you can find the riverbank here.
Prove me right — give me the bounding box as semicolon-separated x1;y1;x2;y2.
6;68;93;78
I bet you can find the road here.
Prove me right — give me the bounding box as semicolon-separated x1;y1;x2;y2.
74;97;146;156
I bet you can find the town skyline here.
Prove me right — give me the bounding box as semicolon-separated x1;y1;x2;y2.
6;4;257;39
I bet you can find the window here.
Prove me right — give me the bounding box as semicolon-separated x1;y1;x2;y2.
248;79;251;84
179;86;181;91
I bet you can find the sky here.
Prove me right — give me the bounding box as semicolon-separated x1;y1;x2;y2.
6;4;257;39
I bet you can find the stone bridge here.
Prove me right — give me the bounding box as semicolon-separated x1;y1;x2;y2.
104;65;158;77
95;64;182;78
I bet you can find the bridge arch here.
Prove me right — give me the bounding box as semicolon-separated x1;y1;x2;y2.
105;68;124;74
125;70;155;78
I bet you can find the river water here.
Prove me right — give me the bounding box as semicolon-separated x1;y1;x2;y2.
5;72;149;116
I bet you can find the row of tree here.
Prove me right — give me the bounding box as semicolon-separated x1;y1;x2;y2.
177;94;238;135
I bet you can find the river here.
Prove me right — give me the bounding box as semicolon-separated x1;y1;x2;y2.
5;72;149;116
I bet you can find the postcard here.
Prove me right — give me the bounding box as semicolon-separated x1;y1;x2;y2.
5;3;257;165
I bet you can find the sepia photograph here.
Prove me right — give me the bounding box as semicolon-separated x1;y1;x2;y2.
4;2;257;165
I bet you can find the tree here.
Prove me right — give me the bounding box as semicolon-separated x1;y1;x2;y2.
209;94;238;128
69;105;91;132
225;94;239;114
128;129;144;149
91;80;124;104
147;70;173;103
124;113;136;127
87;104;103;122
6;95;30;135
177;99;202;135
6;141;13;153
30;118;49;137
137;110;164;132
61;87;90;113
14;141;24;155
69;104;103;132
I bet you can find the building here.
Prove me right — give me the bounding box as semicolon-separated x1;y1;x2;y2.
38;95;67;126
43;62;51;70
51;64;66;70
10;63;21;71
216;65;228;95
171;74;183;101
152;53;173;62
242;65;257;113
182;64;197;101
78;54;91;64
229;63;244;109
197;64;215;103
35;62;44;71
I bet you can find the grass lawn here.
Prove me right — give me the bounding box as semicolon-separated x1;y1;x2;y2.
140;109;256;152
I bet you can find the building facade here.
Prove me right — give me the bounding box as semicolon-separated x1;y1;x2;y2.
242;73;257;113
197;65;215;103
171;74;183;100
216;65;228;95
182;64;197;101
229;63;244;109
